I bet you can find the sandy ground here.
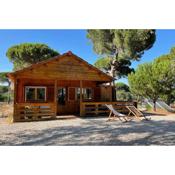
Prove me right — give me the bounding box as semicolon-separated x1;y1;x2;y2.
0;103;13;118
0;113;175;146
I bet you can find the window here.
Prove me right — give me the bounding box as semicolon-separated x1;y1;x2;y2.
37;88;46;101
25;86;46;102
76;88;93;100
83;88;93;100
26;87;35;101
58;88;66;105
76;88;80;100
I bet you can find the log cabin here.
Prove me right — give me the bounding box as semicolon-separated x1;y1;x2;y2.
7;51;134;122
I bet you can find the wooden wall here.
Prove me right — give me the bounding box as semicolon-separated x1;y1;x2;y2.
16;79;55;103
14;55;112;82
100;86;113;102
16;78;102;108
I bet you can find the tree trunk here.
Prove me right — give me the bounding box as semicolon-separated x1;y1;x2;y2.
166;94;171;106
153;99;156;111
109;59;116;101
109;60;115;85
109;50;120;101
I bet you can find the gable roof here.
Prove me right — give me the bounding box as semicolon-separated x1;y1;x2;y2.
8;51;113;82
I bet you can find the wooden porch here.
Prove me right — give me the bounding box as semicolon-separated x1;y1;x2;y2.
12;78;115;121
13;100;136;122
80;101;136;117
14;103;56;122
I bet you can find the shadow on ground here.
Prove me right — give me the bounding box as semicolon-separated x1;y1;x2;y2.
1;117;175;146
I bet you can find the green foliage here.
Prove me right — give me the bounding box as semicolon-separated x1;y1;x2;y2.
153;46;175;104
154;58;175;105
115;82;132;101
115;82;130;92
155;54;172;63
94;57;134;78
169;47;175;59
0;72;9;84
6;43;59;71
87;29;156;59
116;90;132;101
0;93;8;101
128;58;175;110
94;57;111;71
87;29;156;79
145;103;152;111
0;72;11;103
0;86;8;93
0;85;8;102
156;46;175;63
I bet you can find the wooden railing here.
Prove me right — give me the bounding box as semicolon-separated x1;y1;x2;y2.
14;103;56;122
81;101;136;117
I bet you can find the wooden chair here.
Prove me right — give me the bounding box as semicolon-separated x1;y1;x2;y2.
105;104;130;122
126;105;151;120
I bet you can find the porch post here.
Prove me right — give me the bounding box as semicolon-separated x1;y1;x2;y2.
13;78;17;122
13;78;17;104
80;80;83;116
54;80;58;117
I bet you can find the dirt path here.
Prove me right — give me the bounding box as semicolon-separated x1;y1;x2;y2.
0;114;175;145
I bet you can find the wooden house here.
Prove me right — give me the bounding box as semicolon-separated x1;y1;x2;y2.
8;51;127;122
8;51;135;122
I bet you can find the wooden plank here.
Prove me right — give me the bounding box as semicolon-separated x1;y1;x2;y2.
18;113;55;117
82;101;134;105
14;102;56;121
54;80;58;117
81;101;136;117
15;102;54;106
13;78;17;122
12;53;112;82
16;73;110;81
80;80;83;116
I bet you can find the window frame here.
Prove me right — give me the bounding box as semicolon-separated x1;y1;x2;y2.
75;87;94;101
25;86;47;102
83;87;93;100
57;87;66;105
75;87;80;101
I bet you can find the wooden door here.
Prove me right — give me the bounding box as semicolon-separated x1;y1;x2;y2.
57;87;79;115
57;87;66;114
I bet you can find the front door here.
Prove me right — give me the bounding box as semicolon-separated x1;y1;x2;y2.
57;87;79;115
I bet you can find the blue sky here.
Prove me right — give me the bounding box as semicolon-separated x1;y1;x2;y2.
0;29;175;84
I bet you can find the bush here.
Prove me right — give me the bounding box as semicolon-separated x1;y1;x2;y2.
0;86;8;93
116;90;132;101
0;93;8;102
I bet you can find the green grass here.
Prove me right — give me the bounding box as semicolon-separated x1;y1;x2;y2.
145;104;152;111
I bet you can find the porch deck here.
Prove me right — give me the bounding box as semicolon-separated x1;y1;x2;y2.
14;103;56;122
81;101;136;116
14;101;136;122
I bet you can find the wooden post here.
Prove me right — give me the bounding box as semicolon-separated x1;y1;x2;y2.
13;78;17;122
54;80;58;117
80;80;83;116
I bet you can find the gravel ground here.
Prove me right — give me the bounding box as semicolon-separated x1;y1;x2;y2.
0;114;175;146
